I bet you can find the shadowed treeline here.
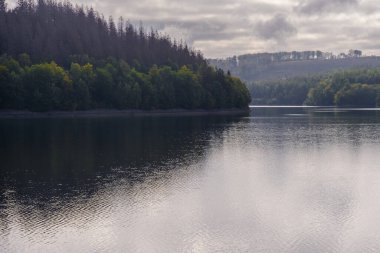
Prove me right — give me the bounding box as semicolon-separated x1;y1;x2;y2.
0;0;203;68
0;0;251;112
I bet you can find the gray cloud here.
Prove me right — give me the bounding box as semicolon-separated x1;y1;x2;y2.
255;14;297;42
295;0;359;14
6;0;380;58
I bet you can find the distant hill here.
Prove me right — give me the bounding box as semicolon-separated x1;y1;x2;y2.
208;52;380;82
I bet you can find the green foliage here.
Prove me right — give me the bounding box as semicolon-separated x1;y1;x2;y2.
248;76;322;105
248;68;380;107
334;84;379;107
0;0;251;112
228;76;252;108
304;79;336;106
175;66;202;109
0;55;251;111
305;69;380;107
69;63;94;110
92;66;114;108
150;65;176;109
18;53;31;67
24;62;73;111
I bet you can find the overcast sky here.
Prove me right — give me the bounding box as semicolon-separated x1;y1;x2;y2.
7;0;380;58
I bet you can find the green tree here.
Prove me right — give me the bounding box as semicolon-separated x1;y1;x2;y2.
18;53;31;67
175;66;202;109
228;76;251;108
25;62;73;111
334;84;378;107
69;63;94;109
92;67;113;108
131;69;156;109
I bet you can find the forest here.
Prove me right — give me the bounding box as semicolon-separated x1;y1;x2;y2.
0;0;251;112
305;69;380;107
249;76;323;105
249;69;380;107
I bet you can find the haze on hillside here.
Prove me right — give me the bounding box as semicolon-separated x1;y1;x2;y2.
7;0;379;58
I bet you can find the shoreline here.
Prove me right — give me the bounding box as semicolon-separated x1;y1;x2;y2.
0;108;250;119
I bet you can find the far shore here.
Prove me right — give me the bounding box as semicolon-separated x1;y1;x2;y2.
0;108;250;118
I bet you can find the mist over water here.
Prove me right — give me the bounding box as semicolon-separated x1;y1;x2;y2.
1;107;380;253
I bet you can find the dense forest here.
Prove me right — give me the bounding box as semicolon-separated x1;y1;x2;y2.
0;0;251;111
249;69;380;107
305;69;380;107
249;76;323;105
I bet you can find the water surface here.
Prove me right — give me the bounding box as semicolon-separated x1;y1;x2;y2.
1;107;380;252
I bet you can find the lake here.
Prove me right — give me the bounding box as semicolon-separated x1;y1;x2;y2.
1;107;380;253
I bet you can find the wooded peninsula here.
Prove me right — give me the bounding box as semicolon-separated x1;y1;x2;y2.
0;0;251;112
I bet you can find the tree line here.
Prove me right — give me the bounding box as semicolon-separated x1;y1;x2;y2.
0;0;251;111
0;55;251;111
305;69;380;107
0;0;204;69
249;69;380;107
249;76;322;105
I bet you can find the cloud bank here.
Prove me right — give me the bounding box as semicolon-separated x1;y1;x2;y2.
295;0;359;14
7;0;380;58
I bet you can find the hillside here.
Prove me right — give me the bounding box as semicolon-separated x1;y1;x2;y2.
209;54;380;82
0;0;251;112
208;51;380;107
241;57;380;82
0;0;204;69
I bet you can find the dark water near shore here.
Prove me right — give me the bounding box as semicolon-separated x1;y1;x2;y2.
1;107;380;252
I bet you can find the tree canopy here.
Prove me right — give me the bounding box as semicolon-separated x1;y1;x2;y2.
0;0;251;112
248;69;380;107
0;0;204;69
305;69;380;107
0;55;251;111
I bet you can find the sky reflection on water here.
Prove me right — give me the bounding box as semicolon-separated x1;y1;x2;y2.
1;107;380;253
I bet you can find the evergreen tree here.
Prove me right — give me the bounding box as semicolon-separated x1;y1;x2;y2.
0;0;252;112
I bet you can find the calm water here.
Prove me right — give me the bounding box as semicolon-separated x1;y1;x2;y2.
1;107;380;253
